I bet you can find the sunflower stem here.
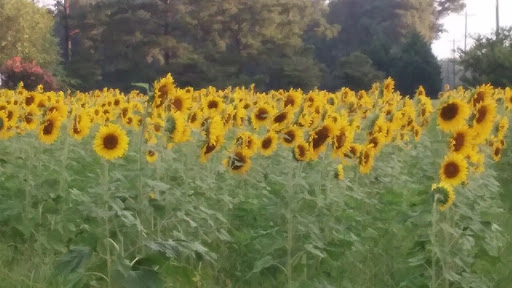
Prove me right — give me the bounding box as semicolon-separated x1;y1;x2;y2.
103;160;112;288
431;194;438;288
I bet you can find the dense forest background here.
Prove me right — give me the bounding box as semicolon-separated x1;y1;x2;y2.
2;0;511;97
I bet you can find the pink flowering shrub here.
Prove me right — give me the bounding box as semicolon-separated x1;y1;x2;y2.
0;57;57;91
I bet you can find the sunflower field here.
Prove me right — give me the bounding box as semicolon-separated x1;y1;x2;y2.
1;75;512;288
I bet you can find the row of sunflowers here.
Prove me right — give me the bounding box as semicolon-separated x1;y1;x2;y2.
0;74;510;211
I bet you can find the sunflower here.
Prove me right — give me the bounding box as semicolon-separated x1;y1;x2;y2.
23;92;39;108
449;126;473;156
234;132;259;156
366;132;386;153
200;142;218;163
472;100;497;143
488;141;503;161
207;115;226;145
188;109;203;129
168;91;192;113
260;131;279;156
293;141;311;161
153;73;175;109
439;153;468;186
412;123;422;141
0;112;10;139
202;94;225;116
282;91;302;112
344;143;362;160
281;126;303;147
93;123;129;160
70;111;92;141
332;122;354;157
432;182;455;211
336;164;344;180
21;106;40;131
504;87;512;110
223;149;252;174
272;109;293;131
359;145;375;174
437;99;470;132
308;122;336;159
251;102;276;130
496;116;509;138
146;149;158;163
471;84;493;108
38;113;62;144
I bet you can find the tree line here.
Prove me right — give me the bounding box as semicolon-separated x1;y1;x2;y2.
9;0;510;97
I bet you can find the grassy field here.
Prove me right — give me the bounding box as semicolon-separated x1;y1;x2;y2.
0;77;511;287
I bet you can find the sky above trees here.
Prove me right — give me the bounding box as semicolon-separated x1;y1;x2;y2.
432;0;512;59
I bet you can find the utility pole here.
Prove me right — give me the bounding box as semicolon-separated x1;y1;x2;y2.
63;0;71;62
464;9;467;51
453;38;456;87
496;0;500;37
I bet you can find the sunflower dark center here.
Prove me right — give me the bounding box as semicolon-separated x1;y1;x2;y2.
0;117;4;130
73;124;81;135
452;133;465;152
103;134;119;150
229;152;246;170
204;142;217;155
7;110;13;121
42;120;54;135
475;106;487;124
312;126;330;150
284;96;295;107
284;130;296;144
296;145;306;158
25;95;35;106
172;98;183;111
335;131;347;149
473;92;484;106
361;150;370;165
369;136;380;149
190;113;198;123
440;103;459;121
148;150;155;156
154;124;161;133
261;137;272;149
255;108;269;121
273;111;288;124
443;162;460;178
494;146;501;157
207;100;219;109
25;114;33;124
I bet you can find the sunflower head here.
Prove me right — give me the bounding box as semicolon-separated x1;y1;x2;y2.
432;182;455;211
260;131;279;156
437;99;470;133
223;150;252;174
293;141;311;162
439;153;468;187
93;123;130;160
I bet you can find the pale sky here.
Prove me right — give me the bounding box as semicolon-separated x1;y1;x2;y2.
432;0;512;59
38;0;511;60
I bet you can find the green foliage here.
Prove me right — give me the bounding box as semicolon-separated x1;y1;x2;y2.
459;27;512;88
388;31;443;97
0;0;60;70
325;51;385;91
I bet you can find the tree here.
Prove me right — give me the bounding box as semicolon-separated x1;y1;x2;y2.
388;31;442;97
0;0;60;70
325;52;385;91
458;27;512;88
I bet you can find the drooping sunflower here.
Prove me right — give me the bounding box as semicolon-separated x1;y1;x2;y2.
309;121;337;158
472;100;497;143
439;153;468;187
359;145;375;174
496;116;509;138
260;130;279;156
38;113;63;144
93;123;129;160
146;149;158;163
223;149;252;174
449;126;473;156
0;112;10;139
491;141;504;161
293;141;311;162
200;142;218;163
271;109;293;131
437;99;470;132
432;182;455;211
70;111;92;141
366;132;386;153
153;73;175;109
